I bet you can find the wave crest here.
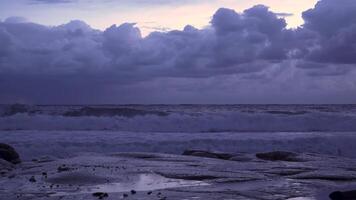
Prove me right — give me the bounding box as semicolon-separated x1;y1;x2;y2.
1;104;356;132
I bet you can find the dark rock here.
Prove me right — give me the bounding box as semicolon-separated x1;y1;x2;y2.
0;143;21;164
330;190;356;200
130;190;136;194
123;193;128;198
29;176;36;182
182;150;234;160
57;165;70;172
229;155;253;162
256;151;301;162
147;191;152;195
92;192;108;199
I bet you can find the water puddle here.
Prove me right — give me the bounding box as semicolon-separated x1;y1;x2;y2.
53;173;209;196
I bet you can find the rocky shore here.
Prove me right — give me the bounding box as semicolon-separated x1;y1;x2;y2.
1;144;356;200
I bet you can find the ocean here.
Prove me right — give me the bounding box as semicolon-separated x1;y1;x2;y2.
1;104;356;160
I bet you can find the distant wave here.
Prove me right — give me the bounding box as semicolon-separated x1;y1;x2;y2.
0;104;169;117
63;106;168;117
0;104;356;132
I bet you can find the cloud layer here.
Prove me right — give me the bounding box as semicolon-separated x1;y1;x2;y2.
0;0;356;104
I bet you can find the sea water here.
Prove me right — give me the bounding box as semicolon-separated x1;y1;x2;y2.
1;104;356;160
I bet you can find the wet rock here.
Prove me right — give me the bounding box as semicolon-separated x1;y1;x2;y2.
329;190;356;200
183;150;234;160
35;156;55;163
46;172;108;185
229;154;253;162
290;172;356;181
57;165;70;172
29;176;36;182
92;192;108;199
159;172;219;181
0;143;21;164
256;151;301;162
0;159;14;170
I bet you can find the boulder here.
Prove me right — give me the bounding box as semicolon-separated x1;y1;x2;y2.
329;190;356;200
0;143;21;164
256;151;301;162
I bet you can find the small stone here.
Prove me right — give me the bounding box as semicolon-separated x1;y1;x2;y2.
92;192;109;199
57;165;70;172
256;151;301;162
183;150;233;160
29;176;36;182
130;190;136;194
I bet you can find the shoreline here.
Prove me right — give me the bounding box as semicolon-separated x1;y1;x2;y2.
2;150;356;200
2;131;356;161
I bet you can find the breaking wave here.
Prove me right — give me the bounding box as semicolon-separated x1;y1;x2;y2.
0;104;356;132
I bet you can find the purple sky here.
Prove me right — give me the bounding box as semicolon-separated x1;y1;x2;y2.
0;0;356;104
0;0;317;35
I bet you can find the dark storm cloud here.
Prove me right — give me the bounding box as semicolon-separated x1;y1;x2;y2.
1;0;356;103
301;0;356;65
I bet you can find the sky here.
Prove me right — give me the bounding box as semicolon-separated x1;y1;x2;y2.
0;0;356;104
0;0;318;35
